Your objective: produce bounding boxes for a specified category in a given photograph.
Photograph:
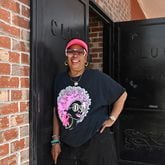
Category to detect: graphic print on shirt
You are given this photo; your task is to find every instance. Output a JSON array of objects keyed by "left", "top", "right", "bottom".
[{"left": 57, "top": 86, "right": 91, "bottom": 130}]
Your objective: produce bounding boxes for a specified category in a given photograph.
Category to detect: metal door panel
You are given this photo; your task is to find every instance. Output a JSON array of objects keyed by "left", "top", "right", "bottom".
[
  {"left": 115, "top": 18, "right": 165, "bottom": 165},
  {"left": 30, "top": 0, "right": 88, "bottom": 164}
]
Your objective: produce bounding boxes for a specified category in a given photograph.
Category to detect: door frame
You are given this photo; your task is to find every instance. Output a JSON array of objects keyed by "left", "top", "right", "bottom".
[
  {"left": 30, "top": 0, "right": 89, "bottom": 164},
  {"left": 89, "top": 0, "right": 114, "bottom": 75},
  {"left": 30, "top": 0, "right": 38, "bottom": 164}
]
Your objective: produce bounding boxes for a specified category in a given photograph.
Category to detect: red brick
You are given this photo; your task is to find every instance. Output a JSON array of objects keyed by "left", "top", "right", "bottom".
[
  {"left": 92, "top": 59, "right": 102, "bottom": 63},
  {"left": 0, "top": 63, "right": 10, "bottom": 74},
  {"left": 89, "top": 22, "right": 98, "bottom": 26},
  {"left": 11, "top": 90, "right": 22, "bottom": 100},
  {"left": 12, "top": 65, "right": 29, "bottom": 76},
  {"left": 11, "top": 65, "right": 21, "bottom": 76},
  {"left": 18, "top": 0, "right": 30, "bottom": 6},
  {"left": 1, "top": 129, "right": 18, "bottom": 142},
  {"left": 22, "top": 5, "right": 30, "bottom": 18},
  {"left": 0, "top": 144, "right": 9, "bottom": 157},
  {"left": 11, "top": 139, "right": 25, "bottom": 153},
  {"left": 22, "top": 66, "right": 29, "bottom": 76},
  {"left": 0, "top": 133, "right": 3, "bottom": 142},
  {"left": 20, "top": 149, "right": 29, "bottom": 162},
  {"left": 24, "top": 136, "right": 29, "bottom": 148},
  {"left": 90, "top": 48, "right": 102, "bottom": 52},
  {"left": 0, "top": 103, "right": 18, "bottom": 115},
  {"left": 11, "top": 114, "right": 28, "bottom": 126},
  {"left": 21, "top": 30, "right": 30, "bottom": 41},
  {"left": 12, "top": 39, "right": 29, "bottom": 52},
  {"left": 0, "top": 22, "right": 20, "bottom": 38},
  {"left": 20, "top": 78, "right": 29, "bottom": 88},
  {"left": 20, "top": 102, "right": 29, "bottom": 112},
  {"left": 91, "top": 27, "right": 103, "bottom": 32},
  {"left": 9, "top": 52, "right": 20, "bottom": 63},
  {"left": 0, "top": 8, "right": 10, "bottom": 23},
  {"left": 21, "top": 90, "right": 29, "bottom": 100},
  {"left": 89, "top": 33, "right": 98, "bottom": 38},
  {"left": 99, "top": 32, "right": 103, "bottom": 37},
  {"left": 99, "top": 53, "right": 103, "bottom": 57},
  {"left": 91, "top": 38, "right": 102, "bottom": 42},
  {"left": 99, "top": 42, "right": 103, "bottom": 47},
  {"left": 12, "top": 14, "right": 29, "bottom": 29},
  {"left": 0, "top": 155, "right": 17, "bottom": 165},
  {"left": 0, "top": 76, "right": 19, "bottom": 88},
  {"left": 20, "top": 125, "right": 29, "bottom": 137},
  {"left": 0, "top": 117, "right": 9, "bottom": 129},
  {"left": 21, "top": 53, "right": 29, "bottom": 64},
  {"left": 0, "top": 0, "right": 20, "bottom": 13},
  {"left": 0, "top": 36, "right": 11, "bottom": 49},
  {"left": 89, "top": 53, "right": 98, "bottom": 58},
  {"left": 0, "top": 90, "right": 9, "bottom": 102},
  {"left": 0, "top": 50, "right": 9, "bottom": 62}
]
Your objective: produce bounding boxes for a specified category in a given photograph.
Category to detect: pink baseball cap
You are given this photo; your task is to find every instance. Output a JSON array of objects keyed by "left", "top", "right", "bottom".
[{"left": 65, "top": 38, "right": 88, "bottom": 52}]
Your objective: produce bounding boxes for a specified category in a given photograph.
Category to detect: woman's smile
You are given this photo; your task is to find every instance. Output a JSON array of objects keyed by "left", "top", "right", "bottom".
[{"left": 71, "top": 58, "right": 80, "bottom": 64}]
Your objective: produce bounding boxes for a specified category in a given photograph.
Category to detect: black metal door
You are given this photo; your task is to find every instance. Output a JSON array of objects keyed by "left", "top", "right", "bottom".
[
  {"left": 115, "top": 18, "right": 165, "bottom": 165},
  {"left": 30, "top": 0, "right": 88, "bottom": 164}
]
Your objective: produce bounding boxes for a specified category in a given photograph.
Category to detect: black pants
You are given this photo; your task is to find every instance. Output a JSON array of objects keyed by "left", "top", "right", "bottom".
[{"left": 56, "top": 129, "right": 118, "bottom": 165}]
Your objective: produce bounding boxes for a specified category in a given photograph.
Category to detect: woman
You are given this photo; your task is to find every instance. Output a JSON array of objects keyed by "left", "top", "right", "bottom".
[{"left": 51, "top": 38, "right": 127, "bottom": 165}]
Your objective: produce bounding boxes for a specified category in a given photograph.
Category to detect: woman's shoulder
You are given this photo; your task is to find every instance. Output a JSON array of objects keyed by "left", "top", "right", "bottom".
[
  {"left": 87, "top": 69, "right": 110, "bottom": 78},
  {"left": 86, "top": 68, "right": 102, "bottom": 75}
]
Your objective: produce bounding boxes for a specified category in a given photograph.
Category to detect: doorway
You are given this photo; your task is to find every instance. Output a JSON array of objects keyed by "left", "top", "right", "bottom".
[
  {"left": 115, "top": 18, "right": 165, "bottom": 165},
  {"left": 31, "top": 1, "right": 165, "bottom": 165},
  {"left": 30, "top": 0, "right": 89, "bottom": 164},
  {"left": 89, "top": 2, "right": 114, "bottom": 75}
]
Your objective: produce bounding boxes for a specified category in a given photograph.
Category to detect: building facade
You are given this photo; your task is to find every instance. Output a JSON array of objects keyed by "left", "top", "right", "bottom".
[{"left": 0, "top": 0, "right": 145, "bottom": 164}]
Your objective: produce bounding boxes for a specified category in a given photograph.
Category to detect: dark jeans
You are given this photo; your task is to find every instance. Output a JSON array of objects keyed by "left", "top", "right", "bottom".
[{"left": 56, "top": 128, "right": 118, "bottom": 165}]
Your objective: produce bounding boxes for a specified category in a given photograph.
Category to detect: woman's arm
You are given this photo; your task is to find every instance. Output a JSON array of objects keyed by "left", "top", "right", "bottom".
[
  {"left": 52, "top": 108, "right": 60, "bottom": 137},
  {"left": 100, "top": 91, "right": 127, "bottom": 133},
  {"left": 51, "top": 107, "right": 61, "bottom": 164}
]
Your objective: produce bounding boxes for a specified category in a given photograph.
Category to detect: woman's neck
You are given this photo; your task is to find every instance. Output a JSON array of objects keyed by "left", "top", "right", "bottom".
[{"left": 69, "top": 68, "right": 85, "bottom": 77}]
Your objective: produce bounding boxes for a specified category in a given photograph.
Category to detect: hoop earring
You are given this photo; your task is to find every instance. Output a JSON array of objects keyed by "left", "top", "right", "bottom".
[
  {"left": 85, "top": 62, "right": 89, "bottom": 67},
  {"left": 64, "top": 60, "right": 68, "bottom": 66}
]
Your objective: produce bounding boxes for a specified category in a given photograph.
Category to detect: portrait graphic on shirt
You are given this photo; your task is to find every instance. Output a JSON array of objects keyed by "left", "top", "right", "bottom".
[{"left": 57, "top": 86, "right": 91, "bottom": 130}]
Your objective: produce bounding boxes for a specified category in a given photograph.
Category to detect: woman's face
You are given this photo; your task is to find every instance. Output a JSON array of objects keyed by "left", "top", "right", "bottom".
[{"left": 66, "top": 45, "right": 87, "bottom": 73}]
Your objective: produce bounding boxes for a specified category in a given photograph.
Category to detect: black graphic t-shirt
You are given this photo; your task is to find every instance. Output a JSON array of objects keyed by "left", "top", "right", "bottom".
[{"left": 54, "top": 69, "right": 125, "bottom": 147}]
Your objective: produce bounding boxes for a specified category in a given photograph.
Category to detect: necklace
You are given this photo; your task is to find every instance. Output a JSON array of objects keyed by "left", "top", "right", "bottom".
[{"left": 69, "top": 71, "right": 84, "bottom": 86}]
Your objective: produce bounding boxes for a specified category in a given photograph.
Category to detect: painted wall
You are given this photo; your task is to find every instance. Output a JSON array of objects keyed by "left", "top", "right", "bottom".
[
  {"left": 131, "top": 0, "right": 145, "bottom": 20},
  {"left": 138, "top": 0, "right": 165, "bottom": 18}
]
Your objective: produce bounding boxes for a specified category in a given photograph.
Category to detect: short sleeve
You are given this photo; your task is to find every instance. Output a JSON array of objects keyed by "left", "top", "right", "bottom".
[{"left": 100, "top": 71, "right": 126, "bottom": 105}]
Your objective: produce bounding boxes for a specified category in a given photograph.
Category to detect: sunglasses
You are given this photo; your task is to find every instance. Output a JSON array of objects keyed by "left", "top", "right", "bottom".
[{"left": 65, "top": 49, "right": 87, "bottom": 57}]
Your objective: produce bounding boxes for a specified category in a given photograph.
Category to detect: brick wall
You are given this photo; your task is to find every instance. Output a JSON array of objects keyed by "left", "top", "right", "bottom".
[
  {"left": 89, "top": 0, "right": 131, "bottom": 70},
  {"left": 94, "top": 0, "right": 131, "bottom": 22},
  {"left": 89, "top": 9, "right": 103, "bottom": 70},
  {"left": 0, "top": 0, "right": 30, "bottom": 164}
]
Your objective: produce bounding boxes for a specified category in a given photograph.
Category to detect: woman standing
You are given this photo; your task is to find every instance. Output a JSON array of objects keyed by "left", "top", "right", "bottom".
[{"left": 51, "top": 38, "right": 127, "bottom": 165}]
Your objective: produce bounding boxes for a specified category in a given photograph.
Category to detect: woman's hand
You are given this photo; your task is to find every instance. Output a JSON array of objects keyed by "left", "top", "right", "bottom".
[
  {"left": 100, "top": 92, "right": 127, "bottom": 134},
  {"left": 51, "top": 143, "right": 61, "bottom": 164},
  {"left": 100, "top": 119, "right": 115, "bottom": 133}
]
